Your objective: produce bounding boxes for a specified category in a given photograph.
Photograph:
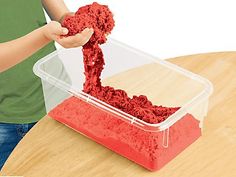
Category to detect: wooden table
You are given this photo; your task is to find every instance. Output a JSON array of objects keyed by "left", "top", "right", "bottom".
[{"left": 1, "top": 52, "right": 236, "bottom": 177}]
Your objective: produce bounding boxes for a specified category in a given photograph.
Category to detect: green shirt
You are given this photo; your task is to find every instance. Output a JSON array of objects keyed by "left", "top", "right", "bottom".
[{"left": 0, "top": 0, "right": 56, "bottom": 123}]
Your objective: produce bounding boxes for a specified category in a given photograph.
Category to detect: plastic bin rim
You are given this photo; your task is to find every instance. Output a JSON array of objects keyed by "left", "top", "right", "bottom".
[{"left": 33, "top": 38, "right": 213, "bottom": 132}]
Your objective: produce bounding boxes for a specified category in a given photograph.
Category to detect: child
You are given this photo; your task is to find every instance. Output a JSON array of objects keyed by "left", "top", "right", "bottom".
[{"left": 0, "top": 0, "right": 93, "bottom": 170}]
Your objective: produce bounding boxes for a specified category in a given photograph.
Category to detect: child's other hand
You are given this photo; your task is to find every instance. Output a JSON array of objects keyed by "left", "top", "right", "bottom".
[{"left": 42, "top": 21, "right": 94, "bottom": 48}]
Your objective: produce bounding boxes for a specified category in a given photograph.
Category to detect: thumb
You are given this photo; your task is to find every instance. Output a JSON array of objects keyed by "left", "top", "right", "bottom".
[
  {"left": 61, "top": 27, "right": 69, "bottom": 35},
  {"left": 54, "top": 27, "right": 68, "bottom": 36},
  {"left": 50, "top": 21, "right": 69, "bottom": 35}
]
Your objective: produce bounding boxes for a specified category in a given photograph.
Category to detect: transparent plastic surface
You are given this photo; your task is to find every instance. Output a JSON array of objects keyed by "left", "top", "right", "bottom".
[{"left": 33, "top": 38, "right": 213, "bottom": 171}]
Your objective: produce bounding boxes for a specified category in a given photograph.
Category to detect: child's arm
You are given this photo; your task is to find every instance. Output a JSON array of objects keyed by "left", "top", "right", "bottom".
[
  {"left": 0, "top": 21, "right": 93, "bottom": 73},
  {"left": 41, "top": 0, "right": 70, "bottom": 21}
]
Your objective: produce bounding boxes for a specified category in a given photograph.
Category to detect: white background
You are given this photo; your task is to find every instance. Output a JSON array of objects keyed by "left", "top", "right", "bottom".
[{"left": 46, "top": 0, "right": 236, "bottom": 59}]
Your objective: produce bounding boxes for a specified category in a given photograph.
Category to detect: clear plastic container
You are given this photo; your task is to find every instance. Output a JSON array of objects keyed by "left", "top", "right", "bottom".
[{"left": 33, "top": 38, "right": 213, "bottom": 171}]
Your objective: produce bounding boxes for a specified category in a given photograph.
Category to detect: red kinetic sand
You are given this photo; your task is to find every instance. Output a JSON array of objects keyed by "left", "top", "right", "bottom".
[
  {"left": 49, "top": 97, "right": 201, "bottom": 171},
  {"left": 61, "top": 2, "right": 179, "bottom": 123},
  {"left": 48, "top": 2, "right": 202, "bottom": 171}
]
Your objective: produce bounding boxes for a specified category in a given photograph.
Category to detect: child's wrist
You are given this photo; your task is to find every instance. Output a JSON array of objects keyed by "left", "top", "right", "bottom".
[{"left": 40, "top": 25, "right": 53, "bottom": 43}]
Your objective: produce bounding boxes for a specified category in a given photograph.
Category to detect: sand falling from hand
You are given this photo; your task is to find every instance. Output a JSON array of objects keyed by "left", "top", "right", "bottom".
[
  {"left": 61, "top": 2, "right": 180, "bottom": 124},
  {"left": 49, "top": 2, "right": 201, "bottom": 171}
]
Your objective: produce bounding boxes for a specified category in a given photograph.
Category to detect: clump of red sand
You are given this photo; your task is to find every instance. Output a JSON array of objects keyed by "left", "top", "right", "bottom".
[
  {"left": 61, "top": 2, "right": 179, "bottom": 124},
  {"left": 49, "top": 2, "right": 202, "bottom": 171}
]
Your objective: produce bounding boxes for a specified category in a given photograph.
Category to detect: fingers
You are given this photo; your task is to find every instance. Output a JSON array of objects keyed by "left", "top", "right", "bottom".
[
  {"left": 53, "top": 27, "right": 68, "bottom": 36},
  {"left": 76, "top": 28, "right": 94, "bottom": 44},
  {"left": 56, "top": 28, "right": 94, "bottom": 48},
  {"left": 53, "top": 24, "right": 69, "bottom": 36},
  {"left": 61, "top": 28, "right": 69, "bottom": 35},
  {"left": 47, "top": 21, "right": 68, "bottom": 37}
]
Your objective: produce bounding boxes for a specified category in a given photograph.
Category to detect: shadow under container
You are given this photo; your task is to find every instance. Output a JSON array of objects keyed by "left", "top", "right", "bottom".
[{"left": 33, "top": 39, "right": 213, "bottom": 171}]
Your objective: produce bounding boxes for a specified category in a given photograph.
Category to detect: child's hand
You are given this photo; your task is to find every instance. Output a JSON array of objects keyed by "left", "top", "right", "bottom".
[{"left": 42, "top": 21, "right": 94, "bottom": 48}]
